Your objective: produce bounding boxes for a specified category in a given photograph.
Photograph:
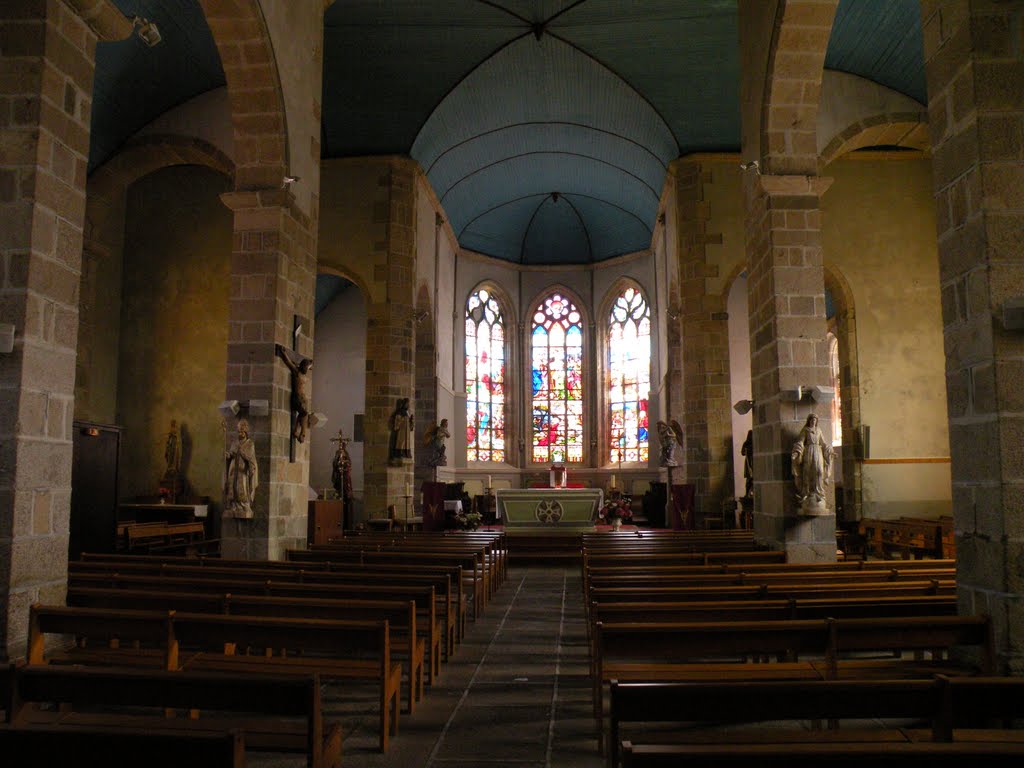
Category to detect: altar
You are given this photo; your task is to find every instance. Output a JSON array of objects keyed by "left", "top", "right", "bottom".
[{"left": 495, "top": 488, "right": 604, "bottom": 531}]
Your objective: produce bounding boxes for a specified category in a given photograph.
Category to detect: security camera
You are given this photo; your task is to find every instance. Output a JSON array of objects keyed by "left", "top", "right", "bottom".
[{"left": 739, "top": 160, "right": 760, "bottom": 172}]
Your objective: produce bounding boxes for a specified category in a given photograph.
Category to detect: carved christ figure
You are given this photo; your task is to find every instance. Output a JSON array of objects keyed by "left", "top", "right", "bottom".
[{"left": 276, "top": 343, "right": 314, "bottom": 443}]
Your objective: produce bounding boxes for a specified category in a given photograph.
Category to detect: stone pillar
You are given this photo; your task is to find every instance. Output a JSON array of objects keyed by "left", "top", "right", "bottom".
[
  {"left": 0, "top": 0, "right": 126, "bottom": 660},
  {"left": 363, "top": 162, "right": 417, "bottom": 519},
  {"left": 413, "top": 283, "right": 437, "bottom": 493},
  {"left": 744, "top": 172, "right": 836, "bottom": 563},
  {"left": 219, "top": 188, "right": 316, "bottom": 560},
  {"left": 920, "top": 0, "right": 1024, "bottom": 673},
  {"left": 676, "top": 160, "right": 732, "bottom": 521}
]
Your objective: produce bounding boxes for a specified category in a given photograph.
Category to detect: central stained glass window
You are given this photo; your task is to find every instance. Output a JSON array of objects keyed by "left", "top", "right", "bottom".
[
  {"left": 608, "top": 286, "right": 650, "bottom": 463},
  {"left": 465, "top": 288, "right": 505, "bottom": 462},
  {"left": 532, "top": 292, "right": 584, "bottom": 463}
]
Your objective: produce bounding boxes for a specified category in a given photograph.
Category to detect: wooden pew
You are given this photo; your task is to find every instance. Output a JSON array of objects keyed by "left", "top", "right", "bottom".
[
  {"left": 26, "top": 604, "right": 402, "bottom": 753},
  {"left": 592, "top": 614, "right": 994, "bottom": 749},
  {"left": 76, "top": 553, "right": 462, "bottom": 650},
  {"left": 69, "top": 567, "right": 451, "bottom": 668},
  {"left": 621, "top": 741, "right": 1024, "bottom": 768},
  {"left": 67, "top": 586, "right": 427, "bottom": 712},
  {"left": 0, "top": 725, "right": 247, "bottom": 768},
  {"left": 609, "top": 675, "right": 1024, "bottom": 768},
  {"left": 7, "top": 664, "right": 339, "bottom": 768},
  {"left": 582, "top": 550, "right": 787, "bottom": 569}
]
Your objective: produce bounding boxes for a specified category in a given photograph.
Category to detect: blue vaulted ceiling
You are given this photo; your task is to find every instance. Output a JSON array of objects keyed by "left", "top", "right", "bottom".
[{"left": 86, "top": 1, "right": 927, "bottom": 265}]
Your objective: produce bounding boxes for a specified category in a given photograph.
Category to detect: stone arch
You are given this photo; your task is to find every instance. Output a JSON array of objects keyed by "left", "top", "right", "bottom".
[
  {"left": 817, "top": 71, "right": 929, "bottom": 167},
  {"left": 198, "top": 0, "right": 289, "bottom": 191},
  {"left": 316, "top": 264, "right": 371, "bottom": 310},
  {"left": 823, "top": 263, "right": 862, "bottom": 522},
  {"left": 760, "top": 0, "right": 840, "bottom": 175},
  {"left": 77, "top": 135, "right": 235, "bottom": 423}
]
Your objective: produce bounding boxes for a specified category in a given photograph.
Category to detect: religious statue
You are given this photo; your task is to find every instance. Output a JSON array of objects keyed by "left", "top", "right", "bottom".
[
  {"left": 791, "top": 413, "right": 833, "bottom": 515},
  {"left": 275, "top": 343, "right": 314, "bottom": 443},
  {"left": 164, "top": 420, "right": 181, "bottom": 474},
  {"left": 740, "top": 429, "right": 754, "bottom": 498},
  {"left": 330, "top": 428, "right": 353, "bottom": 503},
  {"left": 388, "top": 398, "right": 414, "bottom": 462},
  {"left": 224, "top": 418, "right": 258, "bottom": 518},
  {"left": 159, "top": 419, "right": 183, "bottom": 503},
  {"left": 424, "top": 418, "right": 450, "bottom": 467},
  {"left": 656, "top": 419, "right": 683, "bottom": 467}
]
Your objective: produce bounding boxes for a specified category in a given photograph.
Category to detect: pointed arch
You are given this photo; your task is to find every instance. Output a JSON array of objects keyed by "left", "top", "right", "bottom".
[
  {"left": 600, "top": 278, "right": 652, "bottom": 466},
  {"left": 824, "top": 263, "right": 861, "bottom": 522},
  {"left": 526, "top": 285, "right": 589, "bottom": 465},
  {"left": 465, "top": 282, "right": 512, "bottom": 463}
]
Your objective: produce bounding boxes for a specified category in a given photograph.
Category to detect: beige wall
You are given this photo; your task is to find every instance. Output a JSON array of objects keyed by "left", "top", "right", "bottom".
[
  {"left": 116, "top": 166, "right": 231, "bottom": 508},
  {"left": 823, "top": 155, "right": 950, "bottom": 518}
]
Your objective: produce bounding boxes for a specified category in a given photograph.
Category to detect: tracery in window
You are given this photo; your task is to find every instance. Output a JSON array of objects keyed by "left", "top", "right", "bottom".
[
  {"left": 465, "top": 288, "right": 505, "bottom": 462},
  {"left": 607, "top": 286, "right": 650, "bottom": 463},
  {"left": 531, "top": 292, "right": 583, "bottom": 463}
]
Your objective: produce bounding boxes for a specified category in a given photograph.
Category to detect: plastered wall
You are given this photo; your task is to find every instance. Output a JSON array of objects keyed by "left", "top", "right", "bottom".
[
  {"left": 116, "top": 165, "right": 231, "bottom": 508},
  {"left": 309, "top": 283, "right": 366, "bottom": 520},
  {"left": 822, "top": 156, "right": 950, "bottom": 518}
]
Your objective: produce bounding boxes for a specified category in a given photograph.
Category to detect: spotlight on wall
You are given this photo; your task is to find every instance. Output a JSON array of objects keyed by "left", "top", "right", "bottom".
[
  {"left": 282, "top": 175, "right": 300, "bottom": 188},
  {"left": 739, "top": 160, "right": 760, "bottom": 173},
  {"left": 733, "top": 399, "right": 755, "bottom": 415},
  {"left": 132, "top": 16, "right": 162, "bottom": 47}
]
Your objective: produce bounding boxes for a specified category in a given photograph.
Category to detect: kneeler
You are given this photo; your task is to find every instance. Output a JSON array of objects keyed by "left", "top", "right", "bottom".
[
  {"left": 670, "top": 484, "right": 696, "bottom": 530},
  {"left": 421, "top": 481, "right": 446, "bottom": 531}
]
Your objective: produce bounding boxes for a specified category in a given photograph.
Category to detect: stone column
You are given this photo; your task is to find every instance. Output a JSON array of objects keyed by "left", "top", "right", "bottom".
[
  {"left": 363, "top": 162, "right": 417, "bottom": 519},
  {"left": 676, "top": 159, "right": 732, "bottom": 522},
  {"left": 413, "top": 283, "right": 437, "bottom": 492},
  {"left": 0, "top": 0, "right": 128, "bottom": 660},
  {"left": 219, "top": 188, "right": 316, "bottom": 560},
  {"left": 920, "top": 0, "right": 1024, "bottom": 673},
  {"left": 744, "top": 172, "right": 836, "bottom": 563}
]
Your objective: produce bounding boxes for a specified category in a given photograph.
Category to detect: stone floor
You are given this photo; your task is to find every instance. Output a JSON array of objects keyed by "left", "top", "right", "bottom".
[{"left": 256, "top": 564, "right": 603, "bottom": 768}]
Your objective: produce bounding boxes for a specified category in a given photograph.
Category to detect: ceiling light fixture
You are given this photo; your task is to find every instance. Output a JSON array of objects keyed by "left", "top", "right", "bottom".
[{"left": 132, "top": 16, "right": 162, "bottom": 47}]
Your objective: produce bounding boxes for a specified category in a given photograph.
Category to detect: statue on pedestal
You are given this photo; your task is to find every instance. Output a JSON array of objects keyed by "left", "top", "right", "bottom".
[
  {"left": 740, "top": 429, "right": 754, "bottom": 498},
  {"left": 656, "top": 419, "right": 683, "bottom": 467},
  {"left": 791, "top": 414, "right": 833, "bottom": 515},
  {"left": 388, "top": 398, "right": 414, "bottom": 463},
  {"left": 424, "top": 418, "right": 450, "bottom": 467},
  {"left": 224, "top": 418, "right": 258, "bottom": 518},
  {"left": 330, "top": 428, "right": 353, "bottom": 504}
]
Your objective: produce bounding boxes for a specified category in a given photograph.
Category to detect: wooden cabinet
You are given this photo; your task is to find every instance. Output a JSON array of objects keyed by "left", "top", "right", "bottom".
[
  {"left": 307, "top": 500, "right": 345, "bottom": 545},
  {"left": 70, "top": 421, "right": 121, "bottom": 560}
]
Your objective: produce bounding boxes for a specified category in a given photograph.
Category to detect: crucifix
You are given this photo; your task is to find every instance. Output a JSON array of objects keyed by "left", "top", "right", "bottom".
[{"left": 276, "top": 315, "right": 325, "bottom": 462}]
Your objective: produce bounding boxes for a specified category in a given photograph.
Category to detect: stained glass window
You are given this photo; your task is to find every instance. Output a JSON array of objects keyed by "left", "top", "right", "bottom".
[
  {"left": 531, "top": 292, "right": 584, "bottom": 463},
  {"left": 828, "top": 332, "right": 842, "bottom": 446},
  {"left": 607, "top": 286, "right": 650, "bottom": 464},
  {"left": 465, "top": 288, "right": 506, "bottom": 463}
]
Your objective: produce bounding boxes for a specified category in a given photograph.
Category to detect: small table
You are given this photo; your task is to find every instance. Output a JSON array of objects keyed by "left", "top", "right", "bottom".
[{"left": 366, "top": 517, "right": 394, "bottom": 532}]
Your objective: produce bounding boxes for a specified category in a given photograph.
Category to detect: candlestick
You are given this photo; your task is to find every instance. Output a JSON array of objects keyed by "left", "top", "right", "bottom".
[{"left": 404, "top": 483, "right": 411, "bottom": 497}]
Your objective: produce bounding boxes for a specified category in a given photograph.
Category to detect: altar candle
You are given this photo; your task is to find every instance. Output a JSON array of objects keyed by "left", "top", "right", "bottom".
[
  {"left": 405, "top": 483, "right": 411, "bottom": 497},
  {"left": 486, "top": 474, "right": 492, "bottom": 487},
  {"left": 610, "top": 474, "right": 616, "bottom": 489}
]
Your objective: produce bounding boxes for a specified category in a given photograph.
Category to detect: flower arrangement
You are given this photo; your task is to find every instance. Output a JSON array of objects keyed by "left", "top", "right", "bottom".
[
  {"left": 454, "top": 509, "right": 483, "bottom": 530},
  {"left": 158, "top": 486, "right": 171, "bottom": 504},
  {"left": 598, "top": 495, "right": 633, "bottom": 526}
]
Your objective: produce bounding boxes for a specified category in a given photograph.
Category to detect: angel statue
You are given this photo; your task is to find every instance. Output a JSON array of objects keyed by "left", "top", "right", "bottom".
[
  {"left": 657, "top": 419, "right": 683, "bottom": 467},
  {"left": 423, "top": 418, "right": 450, "bottom": 467}
]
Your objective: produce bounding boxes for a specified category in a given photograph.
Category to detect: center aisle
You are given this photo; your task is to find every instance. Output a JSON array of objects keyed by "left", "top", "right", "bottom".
[{"left": 331, "top": 565, "right": 603, "bottom": 768}]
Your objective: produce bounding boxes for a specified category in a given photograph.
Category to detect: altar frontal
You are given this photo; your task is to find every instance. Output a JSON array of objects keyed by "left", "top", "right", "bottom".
[{"left": 496, "top": 488, "right": 604, "bottom": 530}]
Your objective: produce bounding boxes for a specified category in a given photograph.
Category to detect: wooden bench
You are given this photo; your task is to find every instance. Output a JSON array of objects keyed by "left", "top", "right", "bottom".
[
  {"left": 621, "top": 741, "right": 1024, "bottom": 767},
  {"left": 67, "top": 586, "right": 427, "bottom": 712},
  {"left": 7, "top": 664, "right": 339, "bottom": 768},
  {"left": 0, "top": 724, "right": 246, "bottom": 768},
  {"left": 69, "top": 567, "right": 449, "bottom": 672},
  {"left": 859, "top": 516, "right": 955, "bottom": 560},
  {"left": 26, "top": 604, "right": 401, "bottom": 753},
  {"left": 592, "top": 614, "right": 994, "bottom": 749},
  {"left": 608, "top": 675, "right": 1024, "bottom": 768}
]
